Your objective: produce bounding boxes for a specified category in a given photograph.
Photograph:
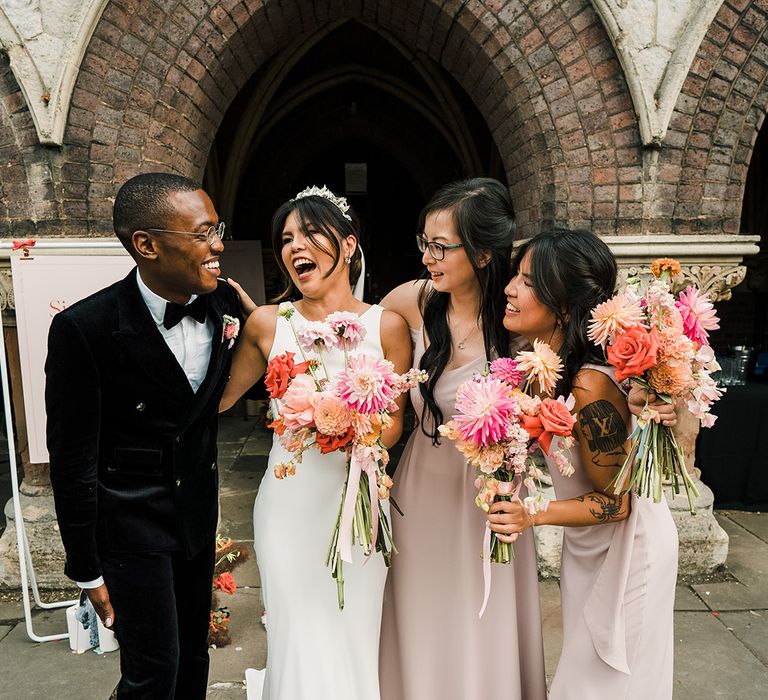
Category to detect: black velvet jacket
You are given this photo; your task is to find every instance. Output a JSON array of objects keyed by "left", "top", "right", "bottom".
[{"left": 45, "top": 269, "right": 241, "bottom": 582}]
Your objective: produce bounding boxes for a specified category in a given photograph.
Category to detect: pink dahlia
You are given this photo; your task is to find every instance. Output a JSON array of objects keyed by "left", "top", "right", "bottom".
[
  {"left": 489, "top": 357, "right": 523, "bottom": 386},
  {"left": 452, "top": 375, "right": 518, "bottom": 448},
  {"left": 335, "top": 355, "right": 398, "bottom": 414},
  {"left": 675, "top": 286, "right": 719, "bottom": 346},
  {"left": 326, "top": 311, "right": 366, "bottom": 350}
]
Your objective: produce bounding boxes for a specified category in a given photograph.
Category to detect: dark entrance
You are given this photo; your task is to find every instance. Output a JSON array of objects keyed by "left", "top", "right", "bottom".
[{"left": 205, "top": 20, "right": 507, "bottom": 301}]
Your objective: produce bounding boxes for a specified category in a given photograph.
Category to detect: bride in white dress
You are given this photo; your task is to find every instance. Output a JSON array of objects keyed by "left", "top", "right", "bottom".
[{"left": 220, "top": 186, "right": 411, "bottom": 699}]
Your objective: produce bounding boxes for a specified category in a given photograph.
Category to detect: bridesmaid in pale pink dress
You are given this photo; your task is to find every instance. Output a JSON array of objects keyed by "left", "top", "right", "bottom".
[
  {"left": 489, "top": 228, "right": 677, "bottom": 699},
  {"left": 379, "top": 179, "right": 547, "bottom": 700}
]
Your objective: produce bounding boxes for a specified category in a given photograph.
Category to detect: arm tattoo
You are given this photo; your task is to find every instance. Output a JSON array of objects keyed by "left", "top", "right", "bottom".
[
  {"left": 578, "top": 399, "right": 629, "bottom": 468},
  {"left": 575, "top": 493, "right": 626, "bottom": 523}
]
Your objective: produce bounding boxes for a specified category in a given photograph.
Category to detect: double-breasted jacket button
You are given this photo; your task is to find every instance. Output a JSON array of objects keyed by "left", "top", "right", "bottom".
[
  {"left": 175, "top": 479, "right": 182, "bottom": 487},
  {"left": 211, "top": 462, "right": 216, "bottom": 471},
  {"left": 135, "top": 402, "right": 146, "bottom": 412},
  {"left": 175, "top": 436, "right": 181, "bottom": 444}
]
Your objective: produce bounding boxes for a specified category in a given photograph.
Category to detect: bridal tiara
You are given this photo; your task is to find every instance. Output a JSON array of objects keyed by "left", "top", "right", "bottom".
[{"left": 293, "top": 185, "right": 352, "bottom": 221}]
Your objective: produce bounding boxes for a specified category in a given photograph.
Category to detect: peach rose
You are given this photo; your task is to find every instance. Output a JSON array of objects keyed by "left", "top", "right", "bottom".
[
  {"left": 607, "top": 326, "right": 660, "bottom": 382},
  {"left": 281, "top": 374, "right": 319, "bottom": 429},
  {"left": 539, "top": 398, "right": 576, "bottom": 437}
]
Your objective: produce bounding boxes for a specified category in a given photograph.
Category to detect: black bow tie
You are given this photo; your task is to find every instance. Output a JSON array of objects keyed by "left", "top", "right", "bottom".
[{"left": 163, "top": 295, "right": 209, "bottom": 329}]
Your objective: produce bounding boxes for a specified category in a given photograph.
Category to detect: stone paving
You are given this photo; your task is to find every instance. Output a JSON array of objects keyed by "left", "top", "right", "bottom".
[{"left": 0, "top": 415, "right": 766, "bottom": 699}]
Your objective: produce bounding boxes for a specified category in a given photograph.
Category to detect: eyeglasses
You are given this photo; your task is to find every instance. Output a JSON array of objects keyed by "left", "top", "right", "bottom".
[
  {"left": 416, "top": 234, "right": 464, "bottom": 260},
  {"left": 145, "top": 222, "right": 226, "bottom": 244}
]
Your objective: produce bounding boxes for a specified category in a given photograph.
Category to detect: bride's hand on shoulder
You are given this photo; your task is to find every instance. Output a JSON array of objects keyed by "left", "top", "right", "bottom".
[
  {"left": 219, "top": 305, "right": 278, "bottom": 413},
  {"left": 227, "top": 277, "right": 258, "bottom": 318}
]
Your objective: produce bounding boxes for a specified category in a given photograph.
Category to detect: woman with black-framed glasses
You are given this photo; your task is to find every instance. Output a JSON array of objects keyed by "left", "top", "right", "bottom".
[{"left": 378, "top": 178, "right": 548, "bottom": 700}]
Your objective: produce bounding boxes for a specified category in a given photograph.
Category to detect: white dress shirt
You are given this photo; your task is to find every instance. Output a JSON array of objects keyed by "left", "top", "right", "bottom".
[{"left": 78, "top": 272, "right": 215, "bottom": 590}]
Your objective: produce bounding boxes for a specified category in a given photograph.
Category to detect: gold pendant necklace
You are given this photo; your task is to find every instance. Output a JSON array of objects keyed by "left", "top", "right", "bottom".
[{"left": 454, "top": 321, "right": 478, "bottom": 351}]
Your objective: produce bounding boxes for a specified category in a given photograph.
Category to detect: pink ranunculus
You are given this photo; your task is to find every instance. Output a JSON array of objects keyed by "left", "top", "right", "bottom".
[
  {"left": 281, "top": 374, "right": 319, "bottom": 429},
  {"left": 313, "top": 393, "right": 352, "bottom": 436},
  {"left": 335, "top": 355, "right": 399, "bottom": 414},
  {"left": 489, "top": 357, "right": 523, "bottom": 386}
]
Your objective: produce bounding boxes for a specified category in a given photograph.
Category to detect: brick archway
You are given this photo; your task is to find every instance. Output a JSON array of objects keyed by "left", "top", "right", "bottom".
[
  {"left": 56, "top": 0, "right": 637, "bottom": 237},
  {"left": 661, "top": 1, "right": 768, "bottom": 235}
]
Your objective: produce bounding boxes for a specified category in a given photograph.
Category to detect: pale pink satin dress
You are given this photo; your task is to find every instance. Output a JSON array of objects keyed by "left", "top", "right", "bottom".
[
  {"left": 379, "top": 329, "right": 547, "bottom": 700},
  {"left": 545, "top": 364, "right": 677, "bottom": 699}
]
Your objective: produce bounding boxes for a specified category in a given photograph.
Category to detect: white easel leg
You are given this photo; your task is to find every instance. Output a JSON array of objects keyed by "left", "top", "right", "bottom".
[{"left": 0, "top": 308, "right": 71, "bottom": 641}]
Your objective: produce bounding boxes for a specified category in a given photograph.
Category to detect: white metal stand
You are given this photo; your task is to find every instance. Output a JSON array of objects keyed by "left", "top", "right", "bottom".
[{"left": 1, "top": 306, "right": 76, "bottom": 642}]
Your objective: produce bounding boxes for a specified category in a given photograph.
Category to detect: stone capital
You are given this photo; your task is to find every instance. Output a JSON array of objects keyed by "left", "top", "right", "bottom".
[{"left": 602, "top": 233, "right": 760, "bottom": 301}]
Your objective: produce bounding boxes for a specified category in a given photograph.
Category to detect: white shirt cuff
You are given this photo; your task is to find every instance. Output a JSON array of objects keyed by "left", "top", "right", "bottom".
[{"left": 76, "top": 576, "right": 104, "bottom": 589}]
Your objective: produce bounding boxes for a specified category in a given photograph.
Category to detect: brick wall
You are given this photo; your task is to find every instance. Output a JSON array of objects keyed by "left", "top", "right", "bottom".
[
  {"left": 0, "top": 0, "right": 765, "bottom": 240},
  {"left": 661, "top": 0, "right": 768, "bottom": 234}
]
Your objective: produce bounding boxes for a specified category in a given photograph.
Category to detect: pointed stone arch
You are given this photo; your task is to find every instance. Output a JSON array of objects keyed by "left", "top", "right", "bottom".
[{"left": 56, "top": 0, "right": 639, "bottom": 237}]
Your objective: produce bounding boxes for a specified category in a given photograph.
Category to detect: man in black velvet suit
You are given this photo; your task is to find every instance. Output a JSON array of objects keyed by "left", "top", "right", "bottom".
[{"left": 45, "top": 173, "right": 242, "bottom": 699}]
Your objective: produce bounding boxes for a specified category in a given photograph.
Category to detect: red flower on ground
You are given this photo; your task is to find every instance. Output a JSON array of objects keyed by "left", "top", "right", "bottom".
[{"left": 214, "top": 572, "right": 237, "bottom": 595}]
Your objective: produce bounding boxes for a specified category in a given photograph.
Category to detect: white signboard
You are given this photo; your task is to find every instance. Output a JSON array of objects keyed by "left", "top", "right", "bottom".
[{"left": 11, "top": 255, "right": 135, "bottom": 464}]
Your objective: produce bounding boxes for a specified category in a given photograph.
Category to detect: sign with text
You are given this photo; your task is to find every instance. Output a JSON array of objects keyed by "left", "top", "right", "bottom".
[{"left": 11, "top": 255, "right": 135, "bottom": 464}]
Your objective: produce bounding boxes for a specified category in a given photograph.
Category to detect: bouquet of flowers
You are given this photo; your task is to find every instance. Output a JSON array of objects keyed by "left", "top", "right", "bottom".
[
  {"left": 208, "top": 534, "right": 249, "bottom": 648},
  {"left": 264, "top": 304, "right": 427, "bottom": 609},
  {"left": 588, "top": 257, "right": 722, "bottom": 510},
  {"left": 439, "top": 341, "right": 576, "bottom": 616}
]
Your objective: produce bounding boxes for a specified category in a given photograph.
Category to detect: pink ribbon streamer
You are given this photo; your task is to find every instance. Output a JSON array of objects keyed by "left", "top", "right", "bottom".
[
  {"left": 478, "top": 479, "right": 520, "bottom": 619},
  {"left": 339, "top": 447, "right": 380, "bottom": 564}
]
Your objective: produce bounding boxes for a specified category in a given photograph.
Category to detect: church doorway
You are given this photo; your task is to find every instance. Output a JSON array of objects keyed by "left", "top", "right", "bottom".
[{"left": 204, "top": 20, "right": 507, "bottom": 302}]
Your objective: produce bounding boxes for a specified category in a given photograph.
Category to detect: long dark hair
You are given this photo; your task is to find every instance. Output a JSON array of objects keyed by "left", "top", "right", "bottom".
[
  {"left": 270, "top": 191, "right": 363, "bottom": 302},
  {"left": 512, "top": 228, "right": 617, "bottom": 396},
  {"left": 418, "top": 178, "right": 516, "bottom": 443}
]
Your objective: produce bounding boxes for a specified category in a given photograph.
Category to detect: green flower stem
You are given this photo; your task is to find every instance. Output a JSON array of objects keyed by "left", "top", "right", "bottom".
[
  {"left": 284, "top": 312, "right": 321, "bottom": 385},
  {"left": 316, "top": 342, "right": 331, "bottom": 380}
]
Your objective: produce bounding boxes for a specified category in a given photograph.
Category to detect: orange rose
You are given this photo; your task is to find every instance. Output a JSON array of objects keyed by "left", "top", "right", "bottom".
[
  {"left": 607, "top": 326, "right": 660, "bottom": 382},
  {"left": 315, "top": 426, "right": 355, "bottom": 454},
  {"left": 521, "top": 413, "right": 544, "bottom": 439},
  {"left": 539, "top": 398, "right": 576, "bottom": 437},
  {"left": 264, "top": 352, "right": 311, "bottom": 399},
  {"left": 213, "top": 572, "right": 236, "bottom": 595}
]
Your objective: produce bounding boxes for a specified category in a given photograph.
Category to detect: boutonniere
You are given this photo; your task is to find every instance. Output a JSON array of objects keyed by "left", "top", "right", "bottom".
[{"left": 222, "top": 315, "right": 240, "bottom": 349}]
